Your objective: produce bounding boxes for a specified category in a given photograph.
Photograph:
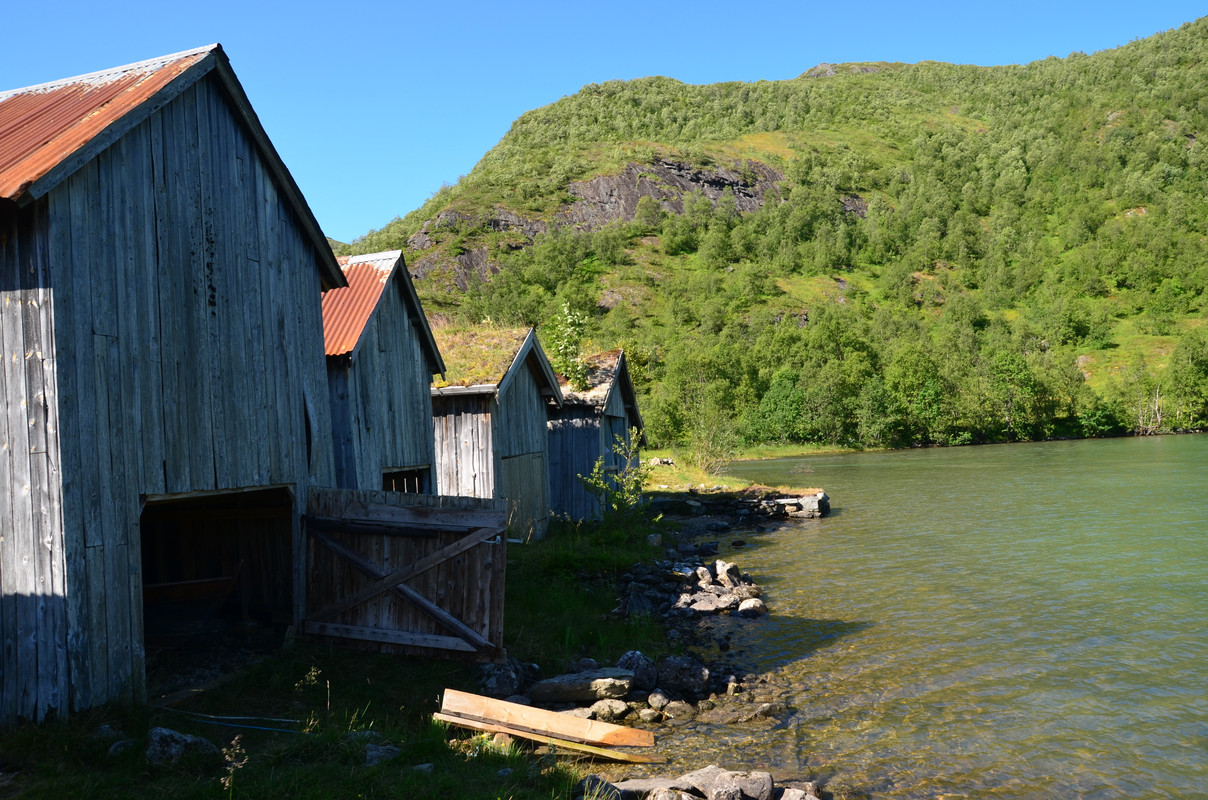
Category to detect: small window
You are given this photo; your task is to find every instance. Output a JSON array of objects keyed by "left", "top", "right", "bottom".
[{"left": 382, "top": 467, "right": 430, "bottom": 494}]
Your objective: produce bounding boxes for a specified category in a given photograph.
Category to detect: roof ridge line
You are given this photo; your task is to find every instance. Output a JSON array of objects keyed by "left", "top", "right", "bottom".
[{"left": 0, "top": 44, "right": 219, "bottom": 100}]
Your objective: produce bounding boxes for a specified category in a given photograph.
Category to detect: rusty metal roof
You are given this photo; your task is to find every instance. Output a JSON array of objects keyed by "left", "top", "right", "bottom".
[
  {"left": 0, "top": 45, "right": 214, "bottom": 201},
  {"left": 322, "top": 251, "right": 401, "bottom": 356},
  {"left": 0, "top": 45, "right": 346, "bottom": 291},
  {"left": 322, "top": 250, "right": 445, "bottom": 373}
]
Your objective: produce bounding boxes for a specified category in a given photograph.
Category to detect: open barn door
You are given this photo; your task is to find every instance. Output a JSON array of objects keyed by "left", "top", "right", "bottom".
[{"left": 303, "top": 489, "right": 508, "bottom": 660}]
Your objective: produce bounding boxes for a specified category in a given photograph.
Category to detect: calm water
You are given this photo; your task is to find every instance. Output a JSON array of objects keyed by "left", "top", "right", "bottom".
[{"left": 672, "top": 435, "right": 1208, "bottom": 798}]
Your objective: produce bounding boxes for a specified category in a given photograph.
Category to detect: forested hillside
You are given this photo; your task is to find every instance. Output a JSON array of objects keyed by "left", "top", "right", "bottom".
[{"left": 343, "top": 18, "right": 1208, "bottom": 463}]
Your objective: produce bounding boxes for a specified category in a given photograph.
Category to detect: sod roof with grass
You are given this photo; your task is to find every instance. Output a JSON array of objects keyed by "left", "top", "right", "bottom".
[{"left": 431, "top": 327, "right": 531, "bottom": 388}]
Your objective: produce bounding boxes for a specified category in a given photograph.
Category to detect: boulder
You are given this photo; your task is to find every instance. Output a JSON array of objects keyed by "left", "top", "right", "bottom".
[
  {"left": 589, "top": 699, "right": 630, "bottom": 722},
  {"left": 647, "top": 689, "right": 671, "bottom": 710},
  {"left": 713, "top": 559, "right": 743, "bottom": 588},
  {"left": 364, "top": 744, "right": 401, "bottom": 767},
  {"left": 528, "top": 668, "right": 633, "bottom": 704},
  {"left": 663, "top": 700, "right": 696, "bottom": 720},
  {"left": 616, "top": 650, "right": 658, "bottom": 691},
  {"left": 680, "top": 765, "right": 774, "bottom": 800},
  {"left": 616, "top": 776, "right": 696, "bottom": 794},
  {"left": 738, "top": 599, "right": 766, "bottom": 618},
  {"left": 145, "top": 727, "right": 219, "bottom": 765},
  {"left": 479, "top": 659, "right": 525, "bottom": 698},
  {"left": 658, "top": 655, "right": 710, "bottom": 697}
]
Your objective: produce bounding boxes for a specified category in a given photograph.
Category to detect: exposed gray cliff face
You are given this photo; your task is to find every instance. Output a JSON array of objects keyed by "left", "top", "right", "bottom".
[
  {"left": 558, "top": 159, "right": 784, "bottom": 229},
  {"left": 404, "top": 159, "right": 784, "bottom": 290}
]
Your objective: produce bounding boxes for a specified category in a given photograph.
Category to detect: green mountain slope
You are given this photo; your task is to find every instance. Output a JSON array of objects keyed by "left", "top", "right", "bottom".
[{"left": 344, "top": 19, "right": 1208, "bottom": 459}]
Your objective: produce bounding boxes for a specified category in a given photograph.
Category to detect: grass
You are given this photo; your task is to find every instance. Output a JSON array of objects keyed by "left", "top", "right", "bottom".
[
  {"left": 0, "top": 516, "right": 675, "bottom": 800},
  {"left": 643, "top": 443, "right": 847, "bottom": 494},
  {"left": 0, "top": 644, "right": 582, "bottom": 800}
]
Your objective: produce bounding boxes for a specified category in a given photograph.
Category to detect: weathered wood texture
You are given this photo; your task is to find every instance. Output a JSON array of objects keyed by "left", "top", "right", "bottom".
[
  {"left": 328, "top": 278, "right": 435, "bottom": 492},
  {"left": 547, "top": 408, "right": 604, "bottom": 522},
  {"left": 548, "top": 383, "right": 640, "bottom": 522},
  {"left": 432, "top": 363, "right": 552, "bottom": 539},
  {"left": 439, "top": 688, "right": 655, "bottom": 747},
  {"left": 304, "top": 488, "right": 507, "bottom": 659},
  {"left": 432, "top": 394, "right": 496, "bottom": 499},
  {"left": 1, "top": 73, "right": 334, "bottom": 725}
]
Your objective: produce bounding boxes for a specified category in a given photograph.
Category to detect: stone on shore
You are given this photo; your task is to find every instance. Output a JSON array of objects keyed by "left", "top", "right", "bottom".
[
  {"left": 616, "top": 650, "right": 658, "bottom": 691},
  {"left": 663, "top": 699, "right": 696, "bottom": 720},
  {"left": 738, "top": 598, "right": 766, "bottom": 618},
  {"left": 680, "top": 764, "right": 775, "bottom": 800},
  {"left": 658, "top": 655, "right": 710, "bottom": 697},
  {"left": 589, "top": 698, "right": 630, "bottom": 722},
  {"left": 145, "top": 727, "right": 219, "bottom": 765},
  {"left": 527, "top": 668, "right": 633, "bottom": 704}
]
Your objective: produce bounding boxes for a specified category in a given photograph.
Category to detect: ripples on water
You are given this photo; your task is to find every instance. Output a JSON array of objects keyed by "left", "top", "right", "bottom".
[{"left": 664, "top": 436, "right": 1208, "bottom": 799}]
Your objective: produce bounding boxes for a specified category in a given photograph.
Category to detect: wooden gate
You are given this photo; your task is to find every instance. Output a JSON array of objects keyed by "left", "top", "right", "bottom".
[{"left": 304, "top": 488, "right": 508, "bottom": 659}]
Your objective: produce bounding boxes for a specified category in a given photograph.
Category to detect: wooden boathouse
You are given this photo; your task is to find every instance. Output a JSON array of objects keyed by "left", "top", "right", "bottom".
[
  {"left": 548, "top": 350, "right": 646, "bottom": 521},
  {"left": 0, "top": 46, "right": 345, "bottom": 724},
  {"left": 322, "top": 250, "right": 445, "bottom": 493},
  {"left": 430, "top": 328, "right": 563, "bottom": 540}
]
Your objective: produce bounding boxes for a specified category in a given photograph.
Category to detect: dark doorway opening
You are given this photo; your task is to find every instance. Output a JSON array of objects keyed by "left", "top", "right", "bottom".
[{"left": 140, "top": 487, "right": 294, "bottom": 697}]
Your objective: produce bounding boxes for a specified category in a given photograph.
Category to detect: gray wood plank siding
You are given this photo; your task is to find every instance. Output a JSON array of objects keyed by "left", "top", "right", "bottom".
[
  {"left": 328, "top": 279, "right": 435, "bottom": 491},
  {"left": 1, "top": 73, "right": 334, "bottom": 724},
  {"left": 547, "top": 407, "right": 602, "bottom": 522},
  {"left": 547, "top": 381, "right": 639, "bottom": 522},
  {"left": 432, "top": 394, "right": 495, "bottom": 500},
  {"left": 432, "top": 361, "right": 552, "bottom": 539}
]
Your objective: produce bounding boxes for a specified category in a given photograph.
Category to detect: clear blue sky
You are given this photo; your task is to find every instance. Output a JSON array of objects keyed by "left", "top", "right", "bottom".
[{"left": 2, "top": 1, "right": 1203, "bottom": 243}]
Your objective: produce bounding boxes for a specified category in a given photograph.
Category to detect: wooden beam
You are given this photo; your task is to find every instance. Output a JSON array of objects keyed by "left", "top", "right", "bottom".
[
  {"left": 304, "top": 622, "right": 476, "bottom": 652},
  {"left": 441, "top": 689, "right": 654, "bottom": 748},
  {"left": 305, "top": 516, "right": 441, "bottom": 539},
  {"left": 309, "top": 526, "right": 502, "bottom": 623},
  {"left": 433, "top": 713, "right": 665, "bottom": 764}
]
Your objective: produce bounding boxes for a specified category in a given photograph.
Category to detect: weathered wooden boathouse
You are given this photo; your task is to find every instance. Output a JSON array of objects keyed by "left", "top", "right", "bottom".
[
  {"left": 548, "top": 350, "right": 646, "bottom": 521},
  {"left": 322, "top": 250, "right": 445, "bottom": 493},
  {"left": 430, "top": 328, "right": 563, "bottom": 539},
  {"left": 0, "top": 46, "right": 346, "bottom": 724}
]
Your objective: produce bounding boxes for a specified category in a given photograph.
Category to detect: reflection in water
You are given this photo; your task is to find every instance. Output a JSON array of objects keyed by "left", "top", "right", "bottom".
[{"left": 655, "top": 436, "right": 1208, "bottom": 798}]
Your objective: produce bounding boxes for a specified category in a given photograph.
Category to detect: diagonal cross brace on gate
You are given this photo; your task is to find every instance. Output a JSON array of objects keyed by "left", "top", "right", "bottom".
[{"left": 306, "top": 526, "right": 499, "bottom": 651}]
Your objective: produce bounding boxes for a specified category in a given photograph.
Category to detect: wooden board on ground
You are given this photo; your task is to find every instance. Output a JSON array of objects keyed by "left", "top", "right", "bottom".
[
  {"left": 440, "top": 688, "right": 654, "bottom": 747},
  {"left": 433, "top": 712, "right": 666, "bottom": 765}
]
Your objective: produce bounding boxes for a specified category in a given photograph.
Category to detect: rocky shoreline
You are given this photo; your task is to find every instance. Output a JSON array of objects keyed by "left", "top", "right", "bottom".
[{"left": 477, "top": 489, "right": 831, "bottom": 800}]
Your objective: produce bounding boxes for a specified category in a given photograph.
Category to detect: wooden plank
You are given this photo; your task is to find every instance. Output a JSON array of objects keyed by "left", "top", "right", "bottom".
[
  {"left": 0, "top": 213, "right": 30, "bottom": 722},
  {"left": 23, "top": 200, "right": 68, "bottom": 721},
  {"left": 304, "top": 516, "right": 441, "bottom": 539},
  {"left": 308, "top": 530, "right": 490, "bottom": 650},
  {"left": 45, "top": 186, "right": 93, "bottom": 714},
  {"left": 433, "top": 712, "right": 665, "bottom": 764},
  {"left": 344, "top": 500, "right": 507, "bottom": 531},
  {"left": 441, "top": 689, "right": 654, "bottom": 747},
  {"left": 309, "top": 525, "right": 501, "bottom": 623},
  {"left": 303, "top": 622, "right": 476, "bottom": 653}
]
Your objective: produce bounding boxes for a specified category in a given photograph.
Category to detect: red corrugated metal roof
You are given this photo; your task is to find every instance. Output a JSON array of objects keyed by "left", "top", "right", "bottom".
[
  {"left": 0, "top": 46, "right": 213, "bottom": 201},
  {"left": 322, "top": 250, "right": 401, "bottom": 357}
]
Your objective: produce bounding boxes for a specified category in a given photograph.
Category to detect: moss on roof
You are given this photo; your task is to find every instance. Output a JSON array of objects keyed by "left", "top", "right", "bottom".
[
  {"left": 559, "top": 349, "right": 622, "bottom": 405},
  {"left": 431, "top": 326, "right": 530, "bottom": 388}
]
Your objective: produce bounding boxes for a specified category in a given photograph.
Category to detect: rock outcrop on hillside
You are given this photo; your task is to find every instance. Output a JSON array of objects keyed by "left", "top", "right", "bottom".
[
  {"left": 558, "top": 159, "right": 783, "bottom": 229},
  {"left": 403, "top": 159, "right": 784, "bottom": 290}
]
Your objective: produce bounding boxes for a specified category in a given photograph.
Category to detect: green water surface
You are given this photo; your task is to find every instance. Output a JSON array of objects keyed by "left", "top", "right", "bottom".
[{"left": 683, "top": 435, "right": 1208, "bottom": 798}]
